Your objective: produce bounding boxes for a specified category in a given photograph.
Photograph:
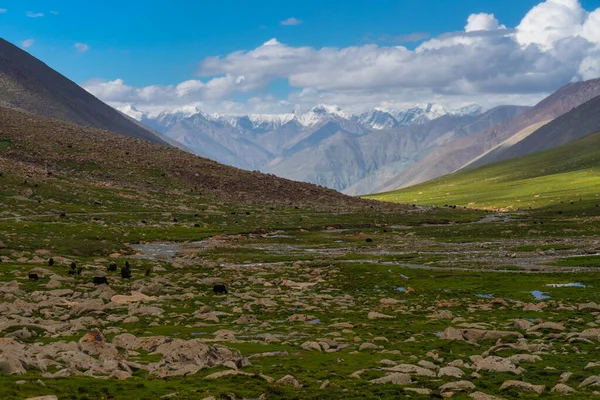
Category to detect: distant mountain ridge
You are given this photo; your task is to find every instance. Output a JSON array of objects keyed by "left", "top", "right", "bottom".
[
  {"left": 114, "top": 102, "right": 489, "bottom": 191},
  {"left": 0, "top": 38, "right": 168, "bottom": 145}
]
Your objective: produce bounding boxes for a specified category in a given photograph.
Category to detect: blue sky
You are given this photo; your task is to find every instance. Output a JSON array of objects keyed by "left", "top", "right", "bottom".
[{"left": 1, "top": 0, "right": 599, "bottom": 114}]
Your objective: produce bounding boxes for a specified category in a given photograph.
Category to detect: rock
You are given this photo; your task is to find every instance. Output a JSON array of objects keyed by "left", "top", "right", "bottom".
[
  {"left": 45, "top": 277, "right": 62, "bottom": 289},
  {"left": 508, "top": 354, "right": 541, "bottom": 364},
  {"left": 367, "top": 311, "right": 394, "bottom": 320},
  {"left": 111, "top": 291, "right": 156, "bottom": 305},
  {"left": 404, "top": 388, "right": 432, "bottom": 395},
  {"left": 579, "top": 375, "right": 600, "bottom": 388},
  {"left": 469, "top": 392, "right": 504, "bottom": 400},
  {"left": 234, "top": 315, "right": 258, "bottom": 325},
  {"left": 386, "top": 364, "right": 436, "bottom": 377},
  {"left": 500, "top": 380, "right": 545, "bottom": 393},
  {"left": 439, "top": 366, "right": 464, "bottom": 378},
  {"left": 430, "top": 310, "right": 454, "bottom": 319},
  {"left": 441, "top": 327, "right": 521, "bottom": 343},
  {"left": 301, "top": 341, "right": 322, "bottom": 351},
  {"left": 78, "top": 329, "right": 118, "bottom": 359},
  {"left": 370, "top": 373, "right": 412, "bottom": 385},
  {"left": 0, "top": 357, "right": 26, "bottom": 375},
  {"left": 25, "top": 397, "right": 58, "bottom": 400},
  {"left": 110, "top": 370, "right": 132, "bottom": 380},
  {"left": 359, "top": 343, "right": 378, "bottom": 351},
  {"left": 319, "top": 380, "right": 330, "bottom": 389},
  {"left": 551, "top": 383, "right": 576, "bottom": 394},
  {"left": 439, "top": 380, "right": 476, "bottom": 393},
  {"left": 204, "top": 370, "right": 254, "bottom": 379},
  {"left": 560, "top": 372, "right": 573, "bottom": 383},
  {"left": 277, "top": 375, "right": 302, "bottom": 388},
  {"left": 528, "top": 322, "right": 565, "bottom": 332},
  {"left": 514, "top": 319, "right": 533, "bottom": 330},
  {"left": 71, "top": 299, "right": 106, "bottom": 316},
  {"left": 471, "top": 356, "right": 523, "bottom": 375},
  {"left": 579, "top": 329, "right": 600, "bottom": 341}
]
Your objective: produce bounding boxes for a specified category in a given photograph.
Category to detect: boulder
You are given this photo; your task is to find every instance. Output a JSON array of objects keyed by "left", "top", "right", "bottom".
[
  {"left": 370, "top": 373, "right": 412, "bottom": 385},
  {"left": 500, "top": 380, "right": 545, "bottom": 393},
  {"left": 277, "top": 375, "right": 302, "bottom": 388},
  {"left": 439, "top": 380, "right": 476, "bottom": 393}
]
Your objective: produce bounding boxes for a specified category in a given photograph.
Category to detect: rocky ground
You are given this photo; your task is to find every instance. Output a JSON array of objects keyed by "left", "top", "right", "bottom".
[{"left": 2, "top": 212, "right": 600, "bottom": 399}]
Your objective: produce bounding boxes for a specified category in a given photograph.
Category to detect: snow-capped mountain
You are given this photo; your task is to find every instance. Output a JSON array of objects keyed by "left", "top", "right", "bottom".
[
  {"left": 111, "top": 101, "right": 498, "bottom": 193},
  {"left": 117, "top": 104, "right": 145, "bottom": 121},
  {"left": 450, "top": 104, "right": 485, "bottom": 117},
  {"left": 386, "top": 103, "right": 449, "bottom": 125},
  {"left": 358, "top": 108, "right": 399, "bottom": 130},
  {"left": 118, "top": 102, "right": 485, "bottom": 133},
  {"left": 295, "top": 104, "right": 350, "bottom": 127}
]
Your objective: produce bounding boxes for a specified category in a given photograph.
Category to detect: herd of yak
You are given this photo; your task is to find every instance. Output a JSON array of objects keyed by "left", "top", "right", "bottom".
[{"left": 24, "top": 258, "right": 229, "bottom": 294}]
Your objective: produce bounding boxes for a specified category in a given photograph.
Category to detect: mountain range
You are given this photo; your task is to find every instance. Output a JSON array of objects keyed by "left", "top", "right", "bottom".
[
  {"left": 3, "top": 36, "right": 600, "bottom": 199},
  {"left": 115, "top": 77, "right": 600, "bottom": 195},
  {"left": 118, "top": 102, "right": 490, "bottom": 193}
]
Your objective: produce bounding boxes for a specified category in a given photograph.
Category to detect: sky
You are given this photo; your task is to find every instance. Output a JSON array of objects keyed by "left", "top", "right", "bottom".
[{"left": 1, "top": 0, "right": 600, "bottom": 115}]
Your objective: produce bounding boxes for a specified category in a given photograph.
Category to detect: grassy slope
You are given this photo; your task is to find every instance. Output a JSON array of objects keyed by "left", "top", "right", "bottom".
[{"left": 366, "top": 130, "right": 600, "bottom": 211}]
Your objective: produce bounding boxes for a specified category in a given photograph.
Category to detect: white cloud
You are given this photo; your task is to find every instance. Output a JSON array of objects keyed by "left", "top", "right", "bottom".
[
  {"left": 0, "top": 9, "right": 7, "bottom": 14},
  {"left": 21, "top": 39, "right": 34, "bottom": 49},
  {"left": 74, "top": 43, "right": 90, "bottom": 53},
  {"left": 86, "top": 0, "right": 600, "bottom": 115},
  {"left": 281, "top": 17, "right": 302, "bottom": 26},
  {"left": 26, "top": 11, "right": 44, "bottom": 18},
  {"left": 50, "top": 11, "right": 59, "bottom": 15},
  {"left": 516, "top": 0, "right": 586, "bottom": 48},
  {"left": 465, "top": 13, "right": 505, "bottom": 32}
]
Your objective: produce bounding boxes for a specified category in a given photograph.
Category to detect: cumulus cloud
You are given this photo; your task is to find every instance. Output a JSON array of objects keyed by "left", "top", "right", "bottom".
[
  {"left": 21, "top": 39, "right": 34, "bottom": 49},
  {"left": 465, "top": 13, "right": 506, "bottom": 32},
  {"left": 26, "top": 11, "right": 44, "bottom": 18},
  {"left": 281, "top": 17, "right": 302, "bottom": 26},
  {"left": 516, "top": 0, "right": 586, "bottom": 48},
  {"left": 86, "top": 0, "right": 600, "bottom": 115},
  {"left": 74, "top": 43, "right": 90, "bottom": 53}
]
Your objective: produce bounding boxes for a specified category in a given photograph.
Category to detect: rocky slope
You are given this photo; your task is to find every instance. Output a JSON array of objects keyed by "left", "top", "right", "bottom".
[
  {"left": 0, "top": 38, "right": 167, "bottom": 145},
  {"left": 0, "top": 106, "right": 394, "bottom": 211}
]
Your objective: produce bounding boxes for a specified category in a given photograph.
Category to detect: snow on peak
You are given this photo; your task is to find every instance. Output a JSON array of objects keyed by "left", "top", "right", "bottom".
[
  {"left": 358, "top": 109, "right": 398, "bottom": 130},
  {"left": 295, "top": 104, "right": 350, "bottom": 126},
  {"left": 117, "top": 104, "right": 145, "bottom": 121},
  {"left": 450, "top": 104, "right": 485, "bottom": 117}
]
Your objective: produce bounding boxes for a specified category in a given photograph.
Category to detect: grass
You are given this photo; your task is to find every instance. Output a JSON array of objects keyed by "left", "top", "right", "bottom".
[
  {"left": 365, "top": 131, "right": 600, "bottom": 211},
  {"left": 3, "top": 110, "right": 600, "bottom": 398}
]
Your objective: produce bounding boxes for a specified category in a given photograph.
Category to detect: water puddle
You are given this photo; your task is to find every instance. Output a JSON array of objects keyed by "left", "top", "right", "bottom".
[
  {"left": 130, "top": 242, "right": 184, "bottom": 261},
  {"left": 546, "top": 282, "right": 586, "bottom": 288},
  {"left": 395, "top": 287, "right": 407, "bottom": 292},
  {"left": 476, "top": 293, "right": 494, "bottom": 299},
  {"left": 530, "top": 290, "right": 551, "bottom": 300}
]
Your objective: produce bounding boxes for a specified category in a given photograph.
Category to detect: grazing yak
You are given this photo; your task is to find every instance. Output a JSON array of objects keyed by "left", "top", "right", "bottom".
[
  {"left": 107, "top": 263, "right": 117, "bottom": 272},
  {"left": 121, "top": 266, "right": 132, "bottom": 279},
  {"left": 213, "top": 284, "right": 228, "bottom": 294},
  {"left": 93, "top": 277, "right": 109, "bottom": 285},
  {"left": 48, "top": 258, "right": 54, "bottom": 266},
  {"left": 28, "top": 273, "right": 39, "bottom": 281}
]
